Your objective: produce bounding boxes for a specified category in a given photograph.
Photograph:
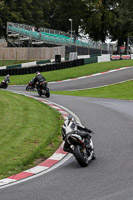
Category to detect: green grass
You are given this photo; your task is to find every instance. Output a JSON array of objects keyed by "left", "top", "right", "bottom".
[
  {"left": 0, "top": 90, "right": 63, "bottom": 179},
  {"left": 0, "top": 60, "right": 34, "bottom": 67},
  {"left": 0, "top": 59, "right": 133, "bottom": 179},
  {"left": 0, "top": 60, "right": 133, "bottom": 85},
  {"left": 51, "top": 80, "right": 133, "bottom": 100}
]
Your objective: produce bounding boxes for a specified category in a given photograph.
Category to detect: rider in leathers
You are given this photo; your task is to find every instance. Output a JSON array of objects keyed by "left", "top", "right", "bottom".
[
  {"left": 4, "top": 74, "right": 10, "bottom": 83},
  {"left": 62, "top": 116, "right": 94, "bottom": 154},
  {"left": 33, "top": 72, "right": 46, "bottom": 85}
]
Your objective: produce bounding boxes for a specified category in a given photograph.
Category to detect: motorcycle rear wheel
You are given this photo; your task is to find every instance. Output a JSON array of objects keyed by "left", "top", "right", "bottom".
[
  {"left": 45, "top": 88, "right": 50, "bottom": 98},
  {"left": 74, "top": 145, "right": 89, "bottom": 167}
]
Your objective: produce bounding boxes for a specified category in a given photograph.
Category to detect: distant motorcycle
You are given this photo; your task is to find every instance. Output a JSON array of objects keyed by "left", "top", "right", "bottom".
[
  {"left": 26, "top": 82, "right": 35, "bottom": 91},
  {"left": 26, "top": 77, "right": 36, "bottom": 91},
  {"left": 65, "top": 131, "right": 95, "bottom": 167},
  {"left": 0, "top": 79, "right": 9, "bottom": 89},
  {"left": 36, "top": 81, "right": 50, "bottom": 98}
]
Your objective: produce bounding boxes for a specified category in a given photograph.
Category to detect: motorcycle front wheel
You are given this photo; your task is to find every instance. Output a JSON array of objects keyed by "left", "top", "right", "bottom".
[
  {"left": 74, "top": 145, "right": 89, "bottom": 167},
  {"left": 37, "top": 88, "right": 42, "bottom": 96},
  {"left": 3, "top": 84, "right": 8, "bottom": 89},
  {"left": 26, "top": 85, "right": 30, "bottom": 91}
]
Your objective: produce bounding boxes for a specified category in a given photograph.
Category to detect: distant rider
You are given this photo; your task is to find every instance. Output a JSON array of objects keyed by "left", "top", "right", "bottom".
[
  {"left": 62, "top": 115, "right": 94, "bottom": 154},
  {"left": 4, "top": 74, "right": 10, "bottom": 83}
]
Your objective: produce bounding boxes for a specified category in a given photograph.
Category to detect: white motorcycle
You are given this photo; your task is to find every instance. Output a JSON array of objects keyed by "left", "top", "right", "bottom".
[{"left": 66, "top": 131, "right": 95, "bottom": 167}]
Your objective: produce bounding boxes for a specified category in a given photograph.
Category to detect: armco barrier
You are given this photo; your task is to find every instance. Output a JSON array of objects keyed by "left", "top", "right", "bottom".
[{"left": 0, "top": 59, "right": 84, "bottom": 76}]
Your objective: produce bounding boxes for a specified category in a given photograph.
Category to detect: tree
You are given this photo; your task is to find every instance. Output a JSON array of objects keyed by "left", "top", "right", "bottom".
[
  {"left": 108, "top": 0, "right": 133, "bottom": 52},
  {"left": 81, "top": 0, "right": 121, "bottom": 42},
  {"left": 48, "top": 0, "right": 88, "bottom": 36},
  {"left": 0, "top": 0, "right": 51, "bottom": 38}
]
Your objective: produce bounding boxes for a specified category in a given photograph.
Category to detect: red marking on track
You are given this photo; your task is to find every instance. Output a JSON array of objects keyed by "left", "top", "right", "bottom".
[
  {"left": 55, "top": 147, "right": 67, "bottom": 154},
  {"left": 9, "top": 172, "right": 34, "bottom": 180},
  {"left": 39, "top": 159, "right": 58, "bottom": 167},
  {"left": 86, "top": 75, "right": 93, "bottom": 77},
  {"left": 101, "top": 71, "right": 109, "bottom": 73}
]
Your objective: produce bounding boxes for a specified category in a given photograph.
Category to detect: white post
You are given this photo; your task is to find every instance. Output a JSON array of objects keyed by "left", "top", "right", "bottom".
[{"left": 69, "top": 19, "right": 73, "bottom": 42}]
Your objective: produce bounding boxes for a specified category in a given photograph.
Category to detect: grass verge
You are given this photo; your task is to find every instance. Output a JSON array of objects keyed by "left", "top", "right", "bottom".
[
  {"left": 0, "top": 60, "right": 133, "bottom": 85},
  {"left": 51, "top": 80, "right": 133, "bottom": 100},
  {"left": 0, "top": 60, "right": 34, "bottom": 67},
  {"left": 0, "top": 90, "right": 63, "bottom": 179}
]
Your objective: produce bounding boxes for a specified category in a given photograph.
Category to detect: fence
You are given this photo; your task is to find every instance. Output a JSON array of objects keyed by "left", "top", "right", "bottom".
[{"left": 0, "top": 46, "right": 65, "bottom": 60}]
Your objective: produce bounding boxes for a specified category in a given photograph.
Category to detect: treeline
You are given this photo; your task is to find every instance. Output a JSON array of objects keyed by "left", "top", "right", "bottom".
[{"left": 0, "top": 0, "right": 133, "bottom": 47}]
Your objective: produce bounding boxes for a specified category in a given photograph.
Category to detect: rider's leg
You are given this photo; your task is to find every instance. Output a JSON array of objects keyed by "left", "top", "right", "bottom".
[{"left": 63, "top": 141, "right": 73, "bottom": 154}]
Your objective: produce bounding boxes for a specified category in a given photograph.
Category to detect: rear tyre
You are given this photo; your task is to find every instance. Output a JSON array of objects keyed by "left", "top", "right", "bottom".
[
  {"left": 45, "top": 88, "right": 50, "bottom": 98},
  {"left": 92, "top": 152, "right": 96, "bottom": 160},
  {"left": 74, "top": 145, "right": 88, "bottom": 167}
]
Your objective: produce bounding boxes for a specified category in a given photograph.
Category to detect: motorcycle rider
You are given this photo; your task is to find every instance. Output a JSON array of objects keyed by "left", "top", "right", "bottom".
[
  {"left": 33, "top": 72, "right": 47, "bottom": 91},
  {"left": 62, "top": 115, "right": 94, "bottom": 154},
  {"left": 33, "top": 72, "right": 46, "bottom": 85},
  {"left": 4, "top": 74, "right": 10, "bottom": 83}
]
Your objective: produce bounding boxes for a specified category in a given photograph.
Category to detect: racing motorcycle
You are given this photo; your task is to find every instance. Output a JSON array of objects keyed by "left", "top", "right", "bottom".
[
  {"left": 0, "top": 79, "right": 9, "bottom": 89},
  {"left": 26, "top": 77, "right": 36, "bottom": 91},
  {"left": 26, "top": 82, "right": 35, "bottom": 91},
  {"left": 65, "top": 131, "right": 95, "bottom": 167},
  {"left": 36, "top": 81, "right": 50, "bottom": 98}
]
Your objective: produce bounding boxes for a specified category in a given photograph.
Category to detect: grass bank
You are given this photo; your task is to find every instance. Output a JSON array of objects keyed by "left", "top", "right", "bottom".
[
  {"left": 51, "top": 80, "right": 133, "bottom": 100},
  {"left": 0, "top": 60, "right": 133, "bottom": 85},
  {"left": 0, "top": 90, "right": 63, "bottom": 179},
  {"left": 0, "top": 60, "right": 34, "bottom": 67}
]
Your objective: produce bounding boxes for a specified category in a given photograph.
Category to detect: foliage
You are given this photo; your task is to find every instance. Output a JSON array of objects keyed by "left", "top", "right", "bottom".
[{"left": 0, "top": 0, "right": 133, "bottom": 47}]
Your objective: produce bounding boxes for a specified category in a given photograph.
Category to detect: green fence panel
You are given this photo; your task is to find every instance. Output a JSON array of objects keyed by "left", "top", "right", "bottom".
[
  {"left": 6, "top": 64, "right": 21, "bottom": 69},
  {"left": 36, "top": 60, "right": 51, "bottom": 65},
  {"left": 84, "top": 57, "right": 98, "bottom": 65},
  {"left": 90, "top": 54, "right": 101, "bottom": 57}
]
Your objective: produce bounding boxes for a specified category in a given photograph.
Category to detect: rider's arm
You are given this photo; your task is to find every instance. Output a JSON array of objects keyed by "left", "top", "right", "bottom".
[{"left": 77, "top": 124, "right": 93, "bottom": 133}]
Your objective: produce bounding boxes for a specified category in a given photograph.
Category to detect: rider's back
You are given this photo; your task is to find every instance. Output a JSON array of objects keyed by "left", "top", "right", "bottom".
[{"left": 34, "top": 74, "right": 46, "bottom": 83}]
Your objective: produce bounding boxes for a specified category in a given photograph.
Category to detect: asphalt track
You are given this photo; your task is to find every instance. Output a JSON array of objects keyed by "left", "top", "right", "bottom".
[{"left": 1, "top": 67, "right": 133, "bottom": 200}]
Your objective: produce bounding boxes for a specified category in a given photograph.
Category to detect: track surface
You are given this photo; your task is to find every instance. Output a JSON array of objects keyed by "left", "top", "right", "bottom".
[{"left": 1, "top": 68, "right": 133, "bottom": 200}]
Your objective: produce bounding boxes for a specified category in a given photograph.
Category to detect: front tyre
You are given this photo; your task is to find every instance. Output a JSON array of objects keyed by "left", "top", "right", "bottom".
[
  {"left": 26, "top": 85, "right": 30, "bottom": 91},
  {"left": 74, "top": 145, "right": 88, "bottom": 167},
  {"left": 3, "top": 84, "right": 8, "bottom": 89},
  {"left": 37, "top": 88, "right": 42, "bottom": 96}
]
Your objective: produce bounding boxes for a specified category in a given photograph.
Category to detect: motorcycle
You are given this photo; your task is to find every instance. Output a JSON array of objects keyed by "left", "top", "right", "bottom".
[
  {"left": 65, "top": 131, "right": 95, "bottom": 167},
  {"left": 36, "top": 81, "right": 50, "bottom": 98},
  {"left": 26, "top": 82, "right": 35, "bottom": 91},
  {"left": 0, "top": 79, "right": 9, "bottom": 89}
]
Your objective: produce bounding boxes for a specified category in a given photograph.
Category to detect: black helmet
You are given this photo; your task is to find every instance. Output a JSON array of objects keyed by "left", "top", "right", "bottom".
[{"left": 67, "top": 115, "right": 74, "bottom": 122}]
